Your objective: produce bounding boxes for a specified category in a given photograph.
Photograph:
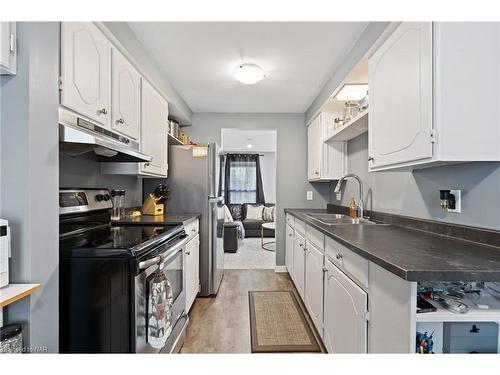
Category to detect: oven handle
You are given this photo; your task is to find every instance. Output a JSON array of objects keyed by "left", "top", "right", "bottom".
[{"left": 138, "top": 236, "right": 189, "bottom": 270}]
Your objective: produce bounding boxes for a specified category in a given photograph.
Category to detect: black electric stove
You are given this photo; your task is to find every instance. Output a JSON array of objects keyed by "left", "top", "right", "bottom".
[{"left": 59, "top": 188, "right": 188, "bottom": 354}]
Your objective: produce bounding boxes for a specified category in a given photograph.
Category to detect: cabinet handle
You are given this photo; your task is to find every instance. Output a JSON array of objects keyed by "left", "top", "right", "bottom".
[
  {"left": 186, "top": 251, "right": 191, "bottom": 255},
  {"left": 299, "top": 243, "right": 303, "bottom": 248},
  {"left": 315, "top": 171, "right": 319, "bottom": 175},
  {"left": 335, "top": 253, "right": 343, "bottom": 260},
  {"left": 368, "top": 156, "right": 374, "bottom": 162},
  {"left": 98, "top": 108, "right": 108, "bottom": 115},
  {"left": 116, "top": 118, "right": 124, "bottom": 124},
  {"left": 322, "top": 267, "right": 328, "bottom": 273},
  {"left": 191, "top": 229, "right": 196, "bottom": 233},
  {"left": 288, "top": 234, "right": 292, "bottom": 237},
  {"left": 145, "top": 162, "right": 150, "bottom": 167}
]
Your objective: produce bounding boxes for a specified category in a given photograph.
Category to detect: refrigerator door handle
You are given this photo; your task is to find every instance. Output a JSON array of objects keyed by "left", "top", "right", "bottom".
[{"left": 209, "top": 196, "right": 224, "bottom": 203}]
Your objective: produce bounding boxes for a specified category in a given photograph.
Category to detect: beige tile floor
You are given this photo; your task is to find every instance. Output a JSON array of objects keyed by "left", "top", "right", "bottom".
[{"left": 181, "top": 269, "right": 295, "bottom": 353}]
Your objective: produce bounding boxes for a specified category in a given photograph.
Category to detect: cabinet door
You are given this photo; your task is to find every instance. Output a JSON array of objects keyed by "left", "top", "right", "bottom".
[
  {"left": 186, "top": 234, "right": 200, "bottom": 312},
  {"left": 111, "top": 48, "right": 141, "bottom": 140},
  {"left": 323, "top": 259, "right": 368, "bottom": 353},
  {"left": 293, "top": 232, "right": 306, "bottom": 299},
  {"left": 0, "top": 22, "right": 16, "bottom": 75},
  {"left": 304, "top": 242, "right": 324, "bottom": 334},
  {"left": 286, "top": 224, "right": 294, "bottom": 275},
  {"left": 61, "top": 22, "right": 111, "bottom": 127},
  {"left": 368, "top": 22, "right": 433, "bottom": 169},
  {"left": 307, "top": 117, "right": 321, "bottom": 180},
  {"left": 140, "top": 79, "right": 168, "bottom": 176}
]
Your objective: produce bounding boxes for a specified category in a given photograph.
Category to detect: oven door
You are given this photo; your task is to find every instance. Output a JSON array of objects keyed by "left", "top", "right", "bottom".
[{"left": 134, "top": 235, "right": 188, "bottom": 353}]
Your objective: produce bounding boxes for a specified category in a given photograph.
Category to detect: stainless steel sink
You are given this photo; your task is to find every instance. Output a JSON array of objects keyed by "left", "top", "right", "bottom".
[{"left": 305, "top": 213, "right": 376, "bottom": 226}]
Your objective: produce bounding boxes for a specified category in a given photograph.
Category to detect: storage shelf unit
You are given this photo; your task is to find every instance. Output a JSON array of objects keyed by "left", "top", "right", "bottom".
[
  {"left": 325, "top": 110, "right": 368, "bottom": 142},
  {"left": 416, "top": 298, "right": 500, "bottom": 323}
]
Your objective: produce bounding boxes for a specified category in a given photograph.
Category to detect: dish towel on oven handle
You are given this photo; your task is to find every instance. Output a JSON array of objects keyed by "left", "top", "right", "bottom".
[{"left": 147, "top": 267, "right": 174, "bottom": 349}]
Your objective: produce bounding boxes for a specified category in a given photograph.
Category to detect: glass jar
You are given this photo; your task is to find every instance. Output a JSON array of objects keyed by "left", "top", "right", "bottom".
[
  {"left": 111, "top": 189, "right": 120, "bottom": 221},
  {"left": 343, "top": 101, "right": 360, "bottom": 124}
]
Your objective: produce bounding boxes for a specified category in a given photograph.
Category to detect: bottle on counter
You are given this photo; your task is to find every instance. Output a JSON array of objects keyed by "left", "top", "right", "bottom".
[
  {"left": 348, "top": 197, "right": 357, "bottom": 218},
  {"left": 111, "top": 189, "right": 121, "bottom": 221},
  {"left": 119, "top": 190, "right": 126, "bottom": 219}
]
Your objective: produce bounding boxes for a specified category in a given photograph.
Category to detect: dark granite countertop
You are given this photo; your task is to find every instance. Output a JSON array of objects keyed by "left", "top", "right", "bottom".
[
  {"left": 285, "top": 209, "right": 500, "bottom": 282},
  {"left": 116, "top": 211, "right": 200, "bottom": 226}
]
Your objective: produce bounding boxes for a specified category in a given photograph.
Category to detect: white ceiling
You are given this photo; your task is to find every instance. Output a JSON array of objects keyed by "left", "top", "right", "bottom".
[
  {"left": 221, "top": 129, "right": 277, "bottom": 152},
  {"left": 128, "top": 22, "right": 368, "bottom": 113}
]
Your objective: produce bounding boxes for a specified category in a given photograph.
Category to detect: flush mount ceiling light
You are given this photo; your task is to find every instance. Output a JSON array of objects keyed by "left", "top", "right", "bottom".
[
  {"left": 335, "top": 84, "right": 369, "bottom": 101},
  {"left": 233, "top": 64, "right": 266, "bottom": 84}
]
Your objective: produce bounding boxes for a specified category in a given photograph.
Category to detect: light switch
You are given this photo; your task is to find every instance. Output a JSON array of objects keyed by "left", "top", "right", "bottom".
[{"left": 306, "top": 191, "right": 313, "bottom": 201}]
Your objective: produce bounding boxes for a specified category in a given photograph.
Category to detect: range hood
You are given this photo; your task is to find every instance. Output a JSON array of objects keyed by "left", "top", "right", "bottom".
[{"left": 59, "top": 108, "right": 152, "bottom": 163}]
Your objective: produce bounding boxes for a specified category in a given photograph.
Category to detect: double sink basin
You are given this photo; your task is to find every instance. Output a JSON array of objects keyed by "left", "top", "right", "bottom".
[{"left": 305, "top": 213, "right": 378, "bottom": 226}]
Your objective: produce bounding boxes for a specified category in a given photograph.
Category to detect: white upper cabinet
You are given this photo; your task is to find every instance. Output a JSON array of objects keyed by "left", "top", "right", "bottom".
[
  {"left": 140, "top": 79, "right": 168, "bottom": 177},
  {"left": 307, "top": 112, "right": 346, "bottom": 181},
  {"left": 304, "top": 241, "right": 324, "bottom": 334},
  {"left": 111, "top": 48, "right": 141, "bottom": 140},
  {"left": 61, "top": 22, "right": 111, "bottom": 127},
  {"left": 369, "top": 22, "right": 500, "bottom": 171},
  {"left": 0, "top": 22, "right": 16, "bottom": 75},
  {"left": 368, "top": 22, "right": 433, "bottom": 169}
]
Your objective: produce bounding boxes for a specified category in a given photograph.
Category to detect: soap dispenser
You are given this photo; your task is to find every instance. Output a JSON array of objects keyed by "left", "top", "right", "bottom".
[{"left": 348, "top": 197, "right": 357, "bottom": 218}]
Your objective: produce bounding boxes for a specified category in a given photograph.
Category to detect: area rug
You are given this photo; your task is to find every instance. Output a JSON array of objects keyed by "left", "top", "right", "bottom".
[{"left": 248, "top": 290, "right": 322, "bottom": 353}]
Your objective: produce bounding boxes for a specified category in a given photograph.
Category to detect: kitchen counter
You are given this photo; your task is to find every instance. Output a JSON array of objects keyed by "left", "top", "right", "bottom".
[
  {"left": 285, "top": 209, "right": 500, "bottom": 282},
  {"left": 116, "top": 211, "right": 200, "bottom": 226}
]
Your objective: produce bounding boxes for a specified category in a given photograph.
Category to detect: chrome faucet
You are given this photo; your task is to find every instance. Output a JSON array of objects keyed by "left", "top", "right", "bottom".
[{"left": 333, "top": 174, "right": 364, "bottom": 219}]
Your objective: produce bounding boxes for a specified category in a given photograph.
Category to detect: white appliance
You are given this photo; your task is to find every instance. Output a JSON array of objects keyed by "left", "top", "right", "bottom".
[{"left": 0, "top": 219, "right": 11, "bottom": 288}]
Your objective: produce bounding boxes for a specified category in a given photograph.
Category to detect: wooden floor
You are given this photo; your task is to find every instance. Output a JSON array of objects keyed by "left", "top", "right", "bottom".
[{"left": 181, "top": 269, "right": 295, "bottom": 353}]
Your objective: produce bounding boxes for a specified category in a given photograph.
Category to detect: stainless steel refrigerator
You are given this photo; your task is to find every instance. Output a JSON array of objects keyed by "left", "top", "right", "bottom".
[{"left": 166, "top": 143, "right": 224, "bottom": 297}]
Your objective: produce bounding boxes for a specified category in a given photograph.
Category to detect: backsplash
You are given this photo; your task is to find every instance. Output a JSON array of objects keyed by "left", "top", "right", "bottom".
[
  {"left": 59, "top": 153, "right": 143, "bottom": 207},
  {"left": 331, "top": 132, "right": 500, "bottom": 231}
]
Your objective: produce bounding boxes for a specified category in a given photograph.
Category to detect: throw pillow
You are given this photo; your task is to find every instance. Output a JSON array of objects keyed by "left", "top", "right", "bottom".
[
  {"left": 262, "top": 206, "right": 275, "bottom": 222},
  {"left": 245, "top": 204, "right": 264, "bottom": 220},
  {"left": 223, "top": 205, "right": 234, "bottom": 223}
]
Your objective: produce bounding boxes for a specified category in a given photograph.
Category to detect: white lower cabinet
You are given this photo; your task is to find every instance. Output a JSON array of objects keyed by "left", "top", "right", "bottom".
[
  {"left": 185, "top": 233, "right": 200, "bottom": 313},
  {"left": 293, "top": 232, "right": 305, "bottom": 299},
  {"left": 304, "top": 242, "right": 324, "bottom": 334},
  {"left": 285, "top": 224, "right": 294, "bottom": 275},
  {"left": 323, "top": 258, "right": 368, "bottom": 353}
]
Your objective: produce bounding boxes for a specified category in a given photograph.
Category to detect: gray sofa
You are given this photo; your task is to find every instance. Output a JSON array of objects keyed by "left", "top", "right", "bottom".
[{"left": 217, "top": 203, "right": 275, "bottom": 238}]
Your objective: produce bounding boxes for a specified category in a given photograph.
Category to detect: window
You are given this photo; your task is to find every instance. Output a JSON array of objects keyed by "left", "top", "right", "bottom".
[{"left": 228, "top": 159, "right": 257, "bottom": 204}]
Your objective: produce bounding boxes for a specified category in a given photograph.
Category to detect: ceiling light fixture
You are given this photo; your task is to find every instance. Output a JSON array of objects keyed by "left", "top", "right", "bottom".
[
  {"left": 335, "top": 84, "right": 369, "bottom": 101},
  {"left": 233, "top": 64, "right": 266, "bottom": 84}
]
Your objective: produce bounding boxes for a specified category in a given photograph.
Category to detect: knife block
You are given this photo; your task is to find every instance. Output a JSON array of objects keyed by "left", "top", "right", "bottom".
[{"left": 142, "top": 195, "right": 164, "bottom": 216}]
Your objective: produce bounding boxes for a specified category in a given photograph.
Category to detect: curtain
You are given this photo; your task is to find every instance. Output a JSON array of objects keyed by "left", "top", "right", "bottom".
[{"left": 222, "top": 154, "right": 265, "bottom": 204}]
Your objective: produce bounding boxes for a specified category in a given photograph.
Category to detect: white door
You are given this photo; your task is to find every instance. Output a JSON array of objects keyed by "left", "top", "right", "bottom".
[
  {"left": 304, "top": 241, "right": 324, "bottom": 334},
  {"left": 323, "top": 259, "right": 368, "bottom": 353},
  {"left": 293, "top": 232, "right": 305, "bottom": 299},
  {"left": 285, "top": 224, "right": 294, "bottom": 275},
  {"left": 307, "top": 116, "right": 321, "bottom": 180},
  {"left": 368, "top": 22, "right": 433, "bottom": 169},
  {"left": 140, "top": 79, "right": 168, "bottom": 177},
  {"left": 111, "top": 48, "right": 141, "bottom": 140},
  {"left": 185, "top": 234, "right": 200, "bottom": 312},
  {"left": 61, "top": 22, "right": 111, "bottom": 127},
  {"left": 0, "top": 22, "right": 16, "bottom": 75}
]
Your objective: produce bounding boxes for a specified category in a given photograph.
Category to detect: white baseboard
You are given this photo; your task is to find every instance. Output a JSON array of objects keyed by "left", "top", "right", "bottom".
[{"left": 274, "top": 265, "right": 288, "bottom": 273}]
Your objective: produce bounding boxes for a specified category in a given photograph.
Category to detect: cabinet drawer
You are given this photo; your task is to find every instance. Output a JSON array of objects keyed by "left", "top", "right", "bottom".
[
  {"left": 295, "top": 219, "right": 306, "bottom": 235},
  {"left": 306, "top": 225, "right": 324, "bottom": 250},
  {"left": 325, "top": 236, "right": 368, "bottom": 288},
  {"left": 184, "top": 219, "right": 199, "bottom": 240},
  {"left": 286, "top": 213, "right": 295, "bottom": 227}
]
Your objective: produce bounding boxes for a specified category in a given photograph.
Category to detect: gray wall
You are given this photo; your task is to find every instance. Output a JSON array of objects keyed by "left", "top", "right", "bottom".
[
  {"left": 60, "top": 154, "right": 143, "bottom": 208},
  {"left": 186, "top": 113, "right": 331, "bottom": 266},
  {"left": 0, "top": 22, "right": 60, "bottom": 352},
  {"left": 333, "top": 133, "right": 500, "bottom": 230}
]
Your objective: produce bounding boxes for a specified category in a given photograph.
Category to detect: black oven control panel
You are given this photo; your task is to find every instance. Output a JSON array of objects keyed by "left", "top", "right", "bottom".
[{"left": 59, "top": 188, "right": 113, "bottom": 215}]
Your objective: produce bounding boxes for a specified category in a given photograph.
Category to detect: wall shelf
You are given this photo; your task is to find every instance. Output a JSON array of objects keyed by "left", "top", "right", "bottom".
[
  {"left": 325, "top": 110, "right": 368, "bottom": 142},
  {"left": 168, "top": 133, "right": 184, "bottom": 146},
  {"left": 1, "top": 284, "right": 42, "bottom": 308}
]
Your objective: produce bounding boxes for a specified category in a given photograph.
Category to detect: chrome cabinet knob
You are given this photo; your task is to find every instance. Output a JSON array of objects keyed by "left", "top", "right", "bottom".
[
  {"left": 186, "top": 251, "right": 191, "bottom": 255},
  {"left": 145, "top": 162, "right": 150, "bottom": 167},
  {"left": 368, "top": 156, "right": 374, "bottom": 162},
  {"left": 116, "top": 118, "right": 124, "bottom": 124},
  {"left": 315, "top": 171, "right": 319, "bottom": 175},
  {"left": 336, "top": 253, "right": 343, "bottom": 260},
  {"left": 98, "top": 108, "right": 108, "bottom": 115},
  {"left": 299, "top": 243, "right": 303, "bottom": 248},
  {"left": 191, "top": 229, "right": 196, "bottom": 232}
]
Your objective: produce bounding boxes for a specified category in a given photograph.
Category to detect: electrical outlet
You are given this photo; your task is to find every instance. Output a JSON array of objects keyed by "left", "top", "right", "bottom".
[
  {"left": 448, "top": 189, "right": 461, "bottom": 213},
  {"left": 306, "top": 191, "right": 313, "bottom": 201}
]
